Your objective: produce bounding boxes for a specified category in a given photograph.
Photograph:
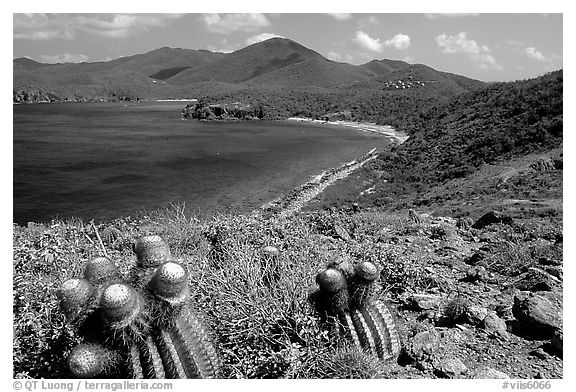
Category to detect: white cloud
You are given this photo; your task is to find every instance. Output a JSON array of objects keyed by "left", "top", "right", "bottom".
[
  {"left": 327, "top": 51, "right": 353, "bottom": 63},
  {"left": 39, "top": 53, "right": 89, "bottom": 63},
  {"left": 201, "top": 13, "right": 270, "bottom": 34},
  {"left": 354, "top": 31, "right": 383, "bottom": 52},
  {"left": 524, "top": 47, "right": 547, "bottom": 62},
  {"left": 358, "top": 16, "right": 378, "bottom": 28},
  {"left": 425, "top": 13, "right": 480, "bottom": 19},
  {"left": 206, "top": 39, "right": 237, "bottom": 54},
  {"left": 245, "top": 33, "right": 284, "bottom": 45},
  {"left": 385, "top": 34, "right": 410, "bottom": 50},
  {"left": 327, "top": 13, "right": 352, "bottom": 21},
  {"left": 14, "top": 13, "right": 183, "bottom": 40},
  {"left": 354, "top": 31, "right": 411, "bottom": 52},
  {"left": 436, "top": 32, "right": 502, "bottom": 70}
]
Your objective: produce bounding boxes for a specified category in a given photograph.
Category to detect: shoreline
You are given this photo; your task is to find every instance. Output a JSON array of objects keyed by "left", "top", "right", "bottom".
[
  {"left": 286, "top": 117, "right": 409, "bottom": 144},
  {"left": 258, "top": 148, "right": 379, "bottom": 219}
]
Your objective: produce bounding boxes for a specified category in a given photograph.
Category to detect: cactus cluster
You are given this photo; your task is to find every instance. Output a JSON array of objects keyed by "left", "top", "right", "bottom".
[
  {"left": 312, "top": 259, "right": 401, "bottom": 362},
  {"left": 56, "top": 235, "right": 221, "bottom": 379}
]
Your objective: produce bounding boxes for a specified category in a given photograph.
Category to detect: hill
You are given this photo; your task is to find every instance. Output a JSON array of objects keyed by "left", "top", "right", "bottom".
[
  {"left": 13, "top": 46, "right": 224, "bottom": 102},
  {"left": 13, "top": 37, "right": 485, "bottom": 105},
  {"left": 305, "top": 70, "right": 563, "bottom": 217}
]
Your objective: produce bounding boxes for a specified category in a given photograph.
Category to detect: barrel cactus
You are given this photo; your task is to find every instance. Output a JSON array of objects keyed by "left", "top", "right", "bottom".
[
  {"left": 312, "top": 260, "right": 401, "bottom": 361},
  {"left": 56, "top": 235, "right": 221, "bottom": 379}
]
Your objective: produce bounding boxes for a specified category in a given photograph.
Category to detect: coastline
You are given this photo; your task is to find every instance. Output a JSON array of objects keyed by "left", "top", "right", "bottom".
[
  {"left": 286, "top": 117, "right": 409, "bottom": 144},
  {"left": 258, "top": 148, "right": 379, "bottom": 219}
]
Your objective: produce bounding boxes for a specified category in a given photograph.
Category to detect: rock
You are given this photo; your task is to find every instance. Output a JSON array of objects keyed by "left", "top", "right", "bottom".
[
  {"left": 538, "top": 256, "right": 562, "bottom": 266},
  {"left": 550, "top": 329, "right": 563, "bottom": 355},
  {"left": 472, "top": 367, "right": 510, "bottom": 379},
  {"left": 408, "top": 294, "right": 442, "bottom": 310},
  {"left": 333, "top": 224, "right": 352, "bottom": 242},
  {"left": 456, "top": 217, "right": 472, "bottom": 230},
  {"left": 464, "top": 251, "right": 487, "bottom": 265},
  {"left": 512, "top": 293, "right": 562, "bottom": 336},
  {"left": 182, "top": 101, "right": 264, "bottom": 121},
  {"left": 544, "top": 266, "right": 563, "bottom": 281},
  {"left": 261, "top": 245, "right": 280, "bottom": 257},
  {"left": 472, "top": 211, "right": 514, "bottom": 229},
  {"left": 443, "top": 297, "right": 470, "bottom": 323},
  {"left": 514, "top": 268, "right": 558, "bottom": 291},
  {"left": 405, "top": 329, "right": 440, "bottom": 364},
  {"left": 526, "top": 158, "right": 556, "bottom": 172},
  {"left": 529, "top": 348, "right": 549, "bottom": 360},
  {"left": 433, "top": 356, "right": 468, "bottom": 378},
  {"left": 465, "top": 305, "right": 488, "bottom": 326},
  {"left": 465, "top": 265, "right": 489, "bottom": 282},
  {"left": 482, "top": 311, "right": 509, "bottom": 339}
]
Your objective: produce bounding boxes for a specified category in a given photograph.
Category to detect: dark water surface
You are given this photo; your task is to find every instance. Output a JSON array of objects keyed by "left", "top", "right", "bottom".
[{"left": 14, "top": 102, "right": 389, "bottom": 224}]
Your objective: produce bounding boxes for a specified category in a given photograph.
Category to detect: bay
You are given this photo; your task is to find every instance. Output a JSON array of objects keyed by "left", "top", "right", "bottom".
[{"left": 13, "top": 102, "right": 389, "bottom": 224}]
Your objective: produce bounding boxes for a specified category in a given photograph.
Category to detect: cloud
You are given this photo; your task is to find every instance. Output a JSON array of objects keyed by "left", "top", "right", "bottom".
[
  {"left": 436, "top": 32, "right": 502, "bottom": 70},
  {"left": 425, "top": 13, "right": 480, "bottom": 19},
  {"left": 13, "top": 13, "right": 183, "bottom": 40},
  {"left": 354, "top": 31, "right": 383, "bottom": 52},
  {"left": 354, "top": 31, "right": 411, "bottom": 52},
  {"left": 327, "top": 51, "right": 353, "bottom": 63},
  {"left": 245, "top": 33, "right": 284, "bottom": 45},
  {"left": 205, "top": 39, "right": 237, "bottom": 54},
  {"left": 385, "top": 34, "right": 410, "bottom": 50},
  {"left": 39, "top": 53, "right": 89, "bottom": 63},
  {"left": 201, "top": 13, "right": 270, "bottom": 34},
  {"left": 524, "top": 47, "right": 547, "bottom": 62},
  {"left": 358, "top": 16, "right": 378, "bottom": 29},
  {"left": 327, "top": 13, "right": 352, "bottom": 21}
]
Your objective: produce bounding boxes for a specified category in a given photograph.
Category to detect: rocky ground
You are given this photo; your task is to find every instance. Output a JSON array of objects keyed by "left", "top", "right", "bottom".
[
  {"left": 304, "top": 207, "right": 563, "bottom": 379},
  {"left": 299, "top": 146, "right": 563, "bottom": 379}
]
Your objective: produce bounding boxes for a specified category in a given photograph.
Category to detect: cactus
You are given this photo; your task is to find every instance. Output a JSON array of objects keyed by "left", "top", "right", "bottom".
[
  {"left": 312, "top": 260, "right": 401, "bottom": 361},
  {"left": 408, "top": 209, "right": 422, "bottom": 224},
  {"left": 57, "top": 235, "right": 222, "bottom": 379},
  {"left": 456, "top": 217, "right": 472, "bottom": 230}
]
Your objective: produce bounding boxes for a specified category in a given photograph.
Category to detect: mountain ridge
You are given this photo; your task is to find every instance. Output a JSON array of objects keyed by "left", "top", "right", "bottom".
[{"left": 14, "top": 37, "right": 486, "bottom": 103}]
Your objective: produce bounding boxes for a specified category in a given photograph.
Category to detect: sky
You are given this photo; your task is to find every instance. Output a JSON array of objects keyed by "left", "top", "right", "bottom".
[{"left": 12, "top": 12, "right": 563, "bottom": 82}]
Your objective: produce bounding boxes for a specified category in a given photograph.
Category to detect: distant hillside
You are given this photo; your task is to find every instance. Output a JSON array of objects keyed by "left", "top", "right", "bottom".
[
  {"left": 167, "top": 37, "right": 326, "bottom": 85},
  {"left": 356, "top": 70, "right": 563, "bottom": 205},
  {"left": 13, "top": 37, "right": 485, "bottom": 103},
  {"left": 13, "top": 46, "right": 224, "bottom": 102}
]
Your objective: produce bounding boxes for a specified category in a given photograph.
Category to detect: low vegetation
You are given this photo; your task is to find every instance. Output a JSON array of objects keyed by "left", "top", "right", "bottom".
[{"left": 13, "top": 201, "right": 562, "bottom": 378}]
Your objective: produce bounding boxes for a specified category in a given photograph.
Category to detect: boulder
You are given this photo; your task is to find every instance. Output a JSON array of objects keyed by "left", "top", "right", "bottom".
[
  {"left": 472, "top": 211, "right": 514, "bottom": 229},
  {"left": 550, "top": 329, "right": 563, "bottom": 356},
  {"left": 408, "top": 294, "right": 442, "bottom": 310},
  {"left": 482, "top": 311, "right": 509, "bottom": 340},
  {"left": 334, "top": 224, "right": 352, "bottom": 242},
  {"left": 514, "top": 268, "right": 558, "bottom": 292},
  {"left": 472, "top": 367, "right": 510, "bottom": 379},
  {"left": 512, "top": 292, "right": 562, "bottom": 336},
  {"left": 465, "top": 305, "right": 488, "bottom": 326},
  {"left": 433, "top": 356, "right": 468, "bottom": 378},
  {"left": 404, "top": 329, "right": 440, "bottom": 365}
]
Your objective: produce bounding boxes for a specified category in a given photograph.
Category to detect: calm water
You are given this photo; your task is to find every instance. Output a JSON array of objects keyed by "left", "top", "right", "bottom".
[{"left": 14, "top": 102, "right": 389, "bottom": 224}]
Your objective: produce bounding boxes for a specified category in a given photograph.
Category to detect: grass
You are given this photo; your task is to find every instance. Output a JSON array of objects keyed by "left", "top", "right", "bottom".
[{"left": 13, "top": 203, "right": 562, "bottom": 378}]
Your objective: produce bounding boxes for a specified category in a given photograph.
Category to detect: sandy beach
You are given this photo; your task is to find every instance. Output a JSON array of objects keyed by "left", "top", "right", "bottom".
[{"left": 286, "top": 117, "right": 409, "bottom": 144}]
